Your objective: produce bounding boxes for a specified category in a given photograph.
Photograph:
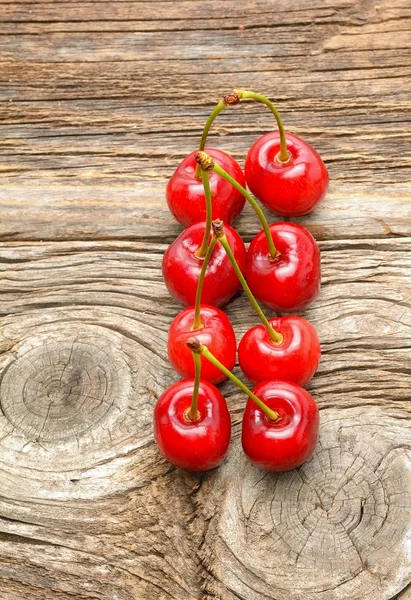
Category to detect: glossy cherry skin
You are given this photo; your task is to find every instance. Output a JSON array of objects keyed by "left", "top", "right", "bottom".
[
  {"left": 238, "top": 316, "right": 320, "bottom": 386},
  {"left": 168, "top": 305, "right": 236, "bottom": 384},
  {"left": 242, "top": 380, "right": 319, "bottom": 472},
  {"left": 245, "top": 132, "right": 328, "bottom": 216},
  {"left": 167, "top": 147, "right": 246, "bottom": 227},
  {"left": 246, "top": 222, "right": 320, "bottom": 312},
  {"left": 153, "top": 379, "right": 231, "bottom": 471},
  {"left": 162, "top": 221, "right": 247, "bottom": 307}
]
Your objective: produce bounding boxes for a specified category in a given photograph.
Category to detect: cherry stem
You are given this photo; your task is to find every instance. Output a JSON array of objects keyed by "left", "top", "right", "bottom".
[
  {"left": 194, "top": 89, "right": 289, "bottom": 173},
  {"left": 193, "top": 236, "right": 217, "bottom": 330},
  {"left": 187, "top": 351, "right": 201, "bottom": 421},
  {"left": 210, "top": 157, "right": 279, "bottom": 261},
  {"left": 187, "top": 338, "right": 280, "bottom": 422},
  {"left": 195, "top": 168, "right": 213, "bottom": 258},
  {"left": 212, "top": 220, "right": 283, "bottom": 345},
  {"left": 199, "top": 100, "right": 226, "bottom": 153},
  {"left": 238, "top": 90, "right": 290, "bottom": 164},
  {"left": 194, "top": 91, "right": 241, "bottom": 178}
]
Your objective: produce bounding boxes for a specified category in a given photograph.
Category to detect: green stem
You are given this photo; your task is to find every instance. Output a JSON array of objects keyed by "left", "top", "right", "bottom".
[
  {"left": 199, "top": 100, "right": 227, "bottom": 153},
  {"left": 187, "top": 351, "right": 201, "bottom": 421},
  {"left": 193, "top": 236, "right": 217, "bottom": 330},
  {"left": 215, "top": 227, "right": 283, "bottom": 345},
  {"left": 195, "top": 169, "right": 213, "bottom": 258},
  {"left": 188, "top": 340, "right": 280, "bottom": 422},
  {"left": 194, "top": 100, "right": 227, "bottom": 178},
  {"left": 212, "top": 161, "right": 279, "bottom": 261},
  {"left": 194, "top": 92, "right": 241, "bottom": 178},
  {"left": 238, "top": 90, "right": 290, "bottom": 163}
]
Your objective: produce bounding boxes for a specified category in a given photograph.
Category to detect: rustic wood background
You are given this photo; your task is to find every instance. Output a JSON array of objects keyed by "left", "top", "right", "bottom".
[{"left": 1, "top": 0, "right": 411, "bottom": 598}]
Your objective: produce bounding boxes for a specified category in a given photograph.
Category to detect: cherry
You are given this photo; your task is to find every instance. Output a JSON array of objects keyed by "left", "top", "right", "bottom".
[
  {"left": 162, "top": 221, "right": 247, "bottom": 307},
  {"left": 245, "top": 131, "right": 329, "bottom": 216},
  {"left": 238, "top": 316, "right": 321, "bottom": 386},
  {"left": 193, "top": 91, "right": 327, "bottom": 217},
  {"left": 196, "top": 150, "right": 278, "bottom": 261},
  {"left": 153, "top": 378, "right": 231, "bottom": 471},
  {"left": 168, "top": 305, "right": 236, "bottom": 384},
  {"left": 166, "top": 147, "right": 246, "bottom": 227},
  {"left": 246, "top": 221, "right": 321, "bottom": 312},
  {"left": 242, "top": 380, "right": 319, "bottom": 471},
  {"left": 187, "top": 338, "right": 319, "bottom": 472},
  {"left": 207, "top": 219, "right": 320, "bottom": 386}
]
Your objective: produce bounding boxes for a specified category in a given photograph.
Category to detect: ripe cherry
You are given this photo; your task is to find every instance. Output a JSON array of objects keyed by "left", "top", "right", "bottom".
[
  {"left": 153, "top": 378, "right": 231, "bottom": 471},
  {"left": 166, "top": 147, "right": 246, "bottom": 227},
  {"left": 193, "top": 90, "right": 327, "bottom": 216},
  {"left": 168, "top": 305, "right": 236, "bottom": 384},
  {"left": 246, "top": 221, "right": 321, "bottom": 312},
  {"left": 208, "top": 219, "right": 321, "bottom": 386},
  {"left": 238, "top": 316, "right": 321, "bottom": 386},
  {"left": 187, "top": 339, "right": 319, "bottom": 472},
  {"left": 245, "top": 132, "right": 328, "bottom": 216},
  {"left": 162, "top": 221, "right": 247, "bottom": 307},
  {"left": 242, "top": 380, "right": 319, "bottom": 471}
]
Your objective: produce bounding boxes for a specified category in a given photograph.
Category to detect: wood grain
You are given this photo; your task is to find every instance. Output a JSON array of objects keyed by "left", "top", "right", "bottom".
[
  {"left": 1, "top": 235, "right": 411, "bottom": 599},
  {"left": 0, "top": 0, "right": 411, "bottom": 598}
]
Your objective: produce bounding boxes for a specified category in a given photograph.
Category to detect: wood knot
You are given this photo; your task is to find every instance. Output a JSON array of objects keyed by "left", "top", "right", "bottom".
[
  {"left": 213, "top": 409, "right": 411, "bottom": 599},
  {"left": 0, "top": 331, "right": 132, "bottom": 442}
]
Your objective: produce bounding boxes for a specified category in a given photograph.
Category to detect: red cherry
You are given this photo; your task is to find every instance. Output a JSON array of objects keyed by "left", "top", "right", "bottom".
[
  {"left": 245, "top": 132, "right": 328, "bottom": 216},
  {"left": 168, "top": 305, "right": 236, "bottom": 384},
  {"left": 238, "top": 316, "right": 320, "bottom": 386},
  {"left": 242, "top": 380, "right": 319, "bottom": 471},
  {"left": 162, "top": 221, "right": 247, "bottom": 307},
  {"left": 153, "top": 379, "right": 231, "bottom": 471},
  {"left": 246, "top": 222, "right": 320, "bottom": 312},
  {"left": 167, "top": 147, "right": 246, "bottom": 227}
]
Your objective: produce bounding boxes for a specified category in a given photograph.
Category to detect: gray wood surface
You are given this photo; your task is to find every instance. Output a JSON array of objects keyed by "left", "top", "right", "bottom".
[{"left": 0, "top": 0, "right": 410, "bottom": 599}]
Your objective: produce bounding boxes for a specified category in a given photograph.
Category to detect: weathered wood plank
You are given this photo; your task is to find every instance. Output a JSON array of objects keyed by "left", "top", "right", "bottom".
[
  {"left": 1, "top": 184, "right": 410, "bottom": 242},
  {"left": 1, "top": 237, "right": 411, "bottom": 410},
  {"left": 0, "top": 0, "right": 409, "bottom": 243},
  {"left": 0, "top": 237, "right": 410, "bottom": 598},
  {"left": 1, "top": 0, "right": 411, "bottom": 597}
]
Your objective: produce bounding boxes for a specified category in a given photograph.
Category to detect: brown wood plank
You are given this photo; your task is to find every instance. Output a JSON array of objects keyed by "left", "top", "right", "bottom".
[
  {"left": 0, "top": 0, "right": 356, "bottom": 22},
  {"left": 1, "top": 183, "right": 411, "bottom": 243},
  {"left": 0, "top": 237, "right": 410, "bottom": 598},
  {"left": 0, "top": 0, "right": 409, "bottom": 242},
  {"left": 1, "top": 0, "right": 411, "bottom": 598}
]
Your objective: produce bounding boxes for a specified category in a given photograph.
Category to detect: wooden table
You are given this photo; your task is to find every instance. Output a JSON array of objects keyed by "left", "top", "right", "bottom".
[{"left": 1, "top": 1, "right": 410, "bottom": 599}]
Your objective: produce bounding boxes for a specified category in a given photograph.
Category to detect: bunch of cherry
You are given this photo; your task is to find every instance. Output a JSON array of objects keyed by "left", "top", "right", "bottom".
[{"left": 154, "top": 90, "right": 328, "bottom": 472}]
